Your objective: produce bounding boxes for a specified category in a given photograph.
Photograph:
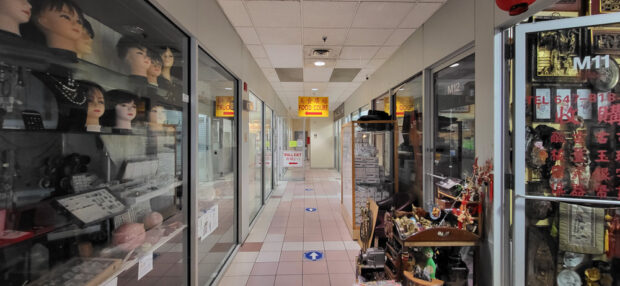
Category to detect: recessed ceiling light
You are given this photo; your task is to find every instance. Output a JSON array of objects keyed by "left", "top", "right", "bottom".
[
  {"left": 450, "top": 63, "right": 460, "bottom": 68},
  {"left": 225, "top": 87, "right": 232, "bottom": 90},
  {"left": 314, "top": 61, "right": 326, "bottom": 67},
  {"left": 312, "top": 88, "right": 319, "bottom": 91},
  {"left": 399, "top": 88, "right": 404, "bottom": 91}
]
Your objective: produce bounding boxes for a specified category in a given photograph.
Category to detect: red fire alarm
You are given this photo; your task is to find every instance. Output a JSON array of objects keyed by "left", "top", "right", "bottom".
[
  {"left": 496, "top": 0, "right": 535, "bottom": 16},
  {"left": 243, "top": 82, "right": 247, "bottom": 92}
]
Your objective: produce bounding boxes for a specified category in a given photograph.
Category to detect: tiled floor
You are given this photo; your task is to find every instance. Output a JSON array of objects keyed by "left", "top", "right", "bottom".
[{"left": 218, "top": 169, "right": 360, "bottom": 286}]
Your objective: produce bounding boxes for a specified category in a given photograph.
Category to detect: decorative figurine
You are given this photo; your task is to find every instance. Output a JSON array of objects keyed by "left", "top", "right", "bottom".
[
  {"left": 585, "top": 267, "right": 601, "bottom": 286},
  {"left": 360, "top": 200, "right": 371, "bottom": 253},
  {"left": 422, "top": 247, "right": 437, "bottom": 280}
]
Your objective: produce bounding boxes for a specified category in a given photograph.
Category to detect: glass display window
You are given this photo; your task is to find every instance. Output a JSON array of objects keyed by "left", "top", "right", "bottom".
[
  {"left": 0, "top": 0, "right": 188, "bottom": 285},
  {"left": 248, "top": 92, "right": 262, "bottom": 222},
  {"left": 514, "top": 13, "right": 620, "bottom": 285},
  {"left": 394, "top": 75, "right": 424, "bottom": 205},
  {"left": 264, "top": 105, "right": 273, "bottom": 199},
  {"left": 373, "top": 92, "right": 391, "bottom": 116},
  {"left": 432, "top": 54, "right": 475, "bottom": 183},
  {"left": 195, "top": 48, "right": 237, "bottom": 286}
]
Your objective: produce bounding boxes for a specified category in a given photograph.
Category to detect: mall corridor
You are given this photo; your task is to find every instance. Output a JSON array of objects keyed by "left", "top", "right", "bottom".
[{"left": 218, "top": 169, "right": 360, "bottom": 286}]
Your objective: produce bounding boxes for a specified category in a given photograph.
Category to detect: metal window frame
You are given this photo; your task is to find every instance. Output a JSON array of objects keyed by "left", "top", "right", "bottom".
[
  {"left": 513, "top": 13, "right": 620, "bottom": 285},
  {"left": 423, "top": 45, "right": 475, "bottom": 211}
]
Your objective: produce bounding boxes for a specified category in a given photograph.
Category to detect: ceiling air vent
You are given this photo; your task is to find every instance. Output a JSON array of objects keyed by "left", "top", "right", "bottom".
[{"left": 311, "top": 49, "right": 331, "bottom": 57}]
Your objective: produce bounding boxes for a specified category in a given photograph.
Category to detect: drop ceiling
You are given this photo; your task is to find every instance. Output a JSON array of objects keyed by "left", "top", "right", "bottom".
[{"left": 217, "top": 0, "right": 447, "bottom": 113}]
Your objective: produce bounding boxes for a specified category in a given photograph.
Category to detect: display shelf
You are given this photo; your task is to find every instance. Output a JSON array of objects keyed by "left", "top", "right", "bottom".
[
  {"left": 341, "top": 120, "right": 398, "bottom": 240},
  {"left": 121, "top": 180, "right": 182, "bottom": 205},
  {"left": 99, "top": 222, "right": 187, "bottom": 285}
]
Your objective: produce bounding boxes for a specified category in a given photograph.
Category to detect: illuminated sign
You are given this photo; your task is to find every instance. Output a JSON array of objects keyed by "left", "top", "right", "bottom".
[
  {"left": 386, "top": 96, "right": 414, "bottom": 117},
  {"left": 216, "top": 96, "right": 234, "bottom": 117},
  {"left": 298, "top": 97, "right": 329, "bottom": 117}
]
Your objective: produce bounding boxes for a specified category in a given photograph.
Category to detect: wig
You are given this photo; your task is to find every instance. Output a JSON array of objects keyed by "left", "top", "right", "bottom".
[
  {"left": 100, "top": 89, "right": 139, "bottom": 127},
  {"left": 116, "top": 36, "right": 147, "bottom": 60}
]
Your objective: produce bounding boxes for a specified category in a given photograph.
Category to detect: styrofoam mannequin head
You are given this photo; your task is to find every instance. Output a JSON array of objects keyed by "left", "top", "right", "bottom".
[
  {"left": 34, "top": 0, "right": 84, "bottom": 52},
  {"left": 0, "top": 0, "right": 32, "bottom": 35}
]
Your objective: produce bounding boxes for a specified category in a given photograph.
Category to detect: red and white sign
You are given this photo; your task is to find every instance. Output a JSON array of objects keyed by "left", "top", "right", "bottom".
[{"left": 282, "top": 151, "right": 303, "bottom": 167}]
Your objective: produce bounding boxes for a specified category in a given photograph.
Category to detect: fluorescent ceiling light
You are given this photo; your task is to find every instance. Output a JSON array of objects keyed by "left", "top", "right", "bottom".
[
  {"left": 311, "top": 88, "right": 318, "bottom": 91},
  {"left": 225, "top": 87, "right": 233, "bottom": 90},
  {"left": 399, "top": 88, "right": 404, "bottom": 91},
  {"left": 449, "top": 63, "right": 460, "bottom": 68},
  {"left": 314, "top": 61, "right": 326, "bottom": 67}
]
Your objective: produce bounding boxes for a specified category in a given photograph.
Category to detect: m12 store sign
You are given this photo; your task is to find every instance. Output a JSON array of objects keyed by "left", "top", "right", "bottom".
[{"left": 282, "top": 151, "right": 303, "bottom": 167}]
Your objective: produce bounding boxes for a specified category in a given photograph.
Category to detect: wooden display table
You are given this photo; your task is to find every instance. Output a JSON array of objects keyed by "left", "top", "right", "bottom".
[{"left": 403, "top": 271, "right": 444, "bottom": 286}]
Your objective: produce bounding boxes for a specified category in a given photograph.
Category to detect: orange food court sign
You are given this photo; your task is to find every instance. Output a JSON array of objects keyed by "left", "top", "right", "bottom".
[
  {"left": 216, "top": 96, "right": 234, "bottom": 117},
  {"left": 298, "top": 97, "right": 329, "bottom": 117}
]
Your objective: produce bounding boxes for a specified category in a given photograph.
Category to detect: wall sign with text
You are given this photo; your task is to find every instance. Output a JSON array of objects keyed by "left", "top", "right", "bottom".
[{"left": 298, "top": 97, "right": 329, "bottom": 117}]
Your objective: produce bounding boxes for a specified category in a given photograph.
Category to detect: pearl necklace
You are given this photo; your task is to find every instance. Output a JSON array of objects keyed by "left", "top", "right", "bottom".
[{"left": 46, "top": 72, "right": 85, "bottom": 105}]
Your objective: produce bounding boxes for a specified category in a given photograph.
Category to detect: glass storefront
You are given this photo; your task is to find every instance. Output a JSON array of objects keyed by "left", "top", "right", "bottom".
[
  {"left": 432, "top": 54, "right": 476, "bottom": 183},
  {"left": 263, "top": 105, "right": 273, "bottom": 199},
  {"left": 373, "top": 92, "right": 391, "bottom": 116},
  {"left": 394, "top": 75, "right": 424, "bottom": 205},
  {"left": 513, "top": 13, "right": 620, "bottom": 285},
  {"left": 0, "top": 0, "right": 189, "bottom": 285},
  {"left": 195, "top": 48, "right": 237, "bottom": 286},
  {"left": 248, "top": 93, "right": 262, "bottom": 222}
]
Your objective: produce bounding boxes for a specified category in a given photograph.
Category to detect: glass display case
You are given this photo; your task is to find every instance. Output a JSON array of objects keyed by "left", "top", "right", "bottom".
[
  {"left": 0, "top": 0, "right": 188, "bottom": 285},
  {"left": 514, "top": 13, "right": 620, "bottom": 285},
  {"left": 341, "top": 120, "right": 397, "bottom": 239}
]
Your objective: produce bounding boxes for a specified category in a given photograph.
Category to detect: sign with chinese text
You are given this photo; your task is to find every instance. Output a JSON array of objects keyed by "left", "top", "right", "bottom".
[
  {"left": 386, "top": 96, "right": 414, "bottom": 117},
  {"left": 282, "top": 150, "right": 303, "bottom": 167},
  {"left": 216, "top": 96, "right": 234, "bottom": 117},
  {"left": 298, "top": 97, "right": 329, "bottom": 117}
]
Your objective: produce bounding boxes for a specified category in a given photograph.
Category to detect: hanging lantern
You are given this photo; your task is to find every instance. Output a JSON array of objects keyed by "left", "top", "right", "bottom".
[{"left": 496, "top": 0, "right": 536, "bottom": 16}]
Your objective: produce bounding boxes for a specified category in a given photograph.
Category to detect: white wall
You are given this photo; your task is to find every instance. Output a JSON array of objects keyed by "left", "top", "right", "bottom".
[{"left": 310, "top": 117, "right": 335, "bottom": 169}]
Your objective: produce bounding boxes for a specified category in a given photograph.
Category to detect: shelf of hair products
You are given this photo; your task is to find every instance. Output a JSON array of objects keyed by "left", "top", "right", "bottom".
[{"left": 0, "top": 0, "right": 188, "bottom": 285}]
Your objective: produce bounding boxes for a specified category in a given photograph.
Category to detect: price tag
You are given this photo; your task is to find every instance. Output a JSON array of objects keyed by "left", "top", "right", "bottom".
[
  {"left": 102, "top": 277, "right": 118, "bottom": 286},
  {"left": 138, "top": 252, "right": 154, "bottom": 280}
]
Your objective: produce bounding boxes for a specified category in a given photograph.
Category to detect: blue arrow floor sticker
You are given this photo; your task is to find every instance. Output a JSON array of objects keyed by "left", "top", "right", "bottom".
[
  {"left": 305, "top": 188, "right": 313, "bottom": 191},
  {"left": 305, "top": 207, "right": 317, "bottom": 212},
  {"left": 304, "top": 250, "right": 323, "bottom": 261}
]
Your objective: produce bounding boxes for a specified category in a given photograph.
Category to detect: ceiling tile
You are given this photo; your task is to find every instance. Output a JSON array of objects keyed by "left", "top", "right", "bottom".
[
  {"left": 385, "top": 29, "right": 415, "bottom": 46},
  {"left": 366, "top": 58, "right": 386, "bottom": 70},
  {"left": 236, "top": 27, "right": 261, "bottom": 45},
  {"left": 352, "top": 2, "right": 415, "bottom": 28},
  {"left": 303, "top": 67, "right": 334, "bottom": 82},
  {"left": 246, "top": 1, "right": 301, "bottom": 27},
  {"left": 345, "top": 29, "right": 393, "bottom": 46},
  {"left": 275, "top": 68, "right": 303, "bottom": 82},
  {"left": 262, "top": 68, "right": 280, "bottom": 81},
  {"left": 256, "top": 28, "right": 301, "bottom": 45},
  {"left": 218, "top": 1, "right": 253, "bottom": 27},
  {"left": 303, "top": 28, "right": 348, "bottom": 46},
  {"left": 340, "top": 47, "right": 379, "bottom": 60},
  {"left": 336, "top": 59, "right": 369, "bottom": 68},
  {"left": 399, "top": 2, "right": 443, "bottom": 28},
  {"left": 264, "top": 45, "right": 303, "bottom": 68},
  {"left": 329, "top": 68, "right": 361, "bottom": 82},
  {"left": 280, "top": 82, "right": 304, "bottom": 91},
  {"left": 303, "top": 2, "right": 358, "bottom": 28},
  {"left": 353, "top": 69, "right": 373, "bottom": 82},
  {"left": 255, "top": 57, "right": 272, "bottom": 68},
  {"left": 374, "top": 46, "right": 399, "bottom": 59},
  {"left": 247, "top": 45, "right": 268, "bottom": 58}
]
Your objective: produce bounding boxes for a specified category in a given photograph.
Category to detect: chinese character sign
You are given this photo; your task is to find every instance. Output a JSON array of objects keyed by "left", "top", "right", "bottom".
[
  {"left": 298, "top": 97, "right": 329, "bottom": 117},
  {"left": 216, "top": 96, "right": 234, "bottom": 117}
]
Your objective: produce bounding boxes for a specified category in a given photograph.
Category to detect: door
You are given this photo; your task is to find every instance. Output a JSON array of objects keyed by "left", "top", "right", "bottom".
[{"left": 513, "top": 14, "right": 620, "bottom": 285}]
